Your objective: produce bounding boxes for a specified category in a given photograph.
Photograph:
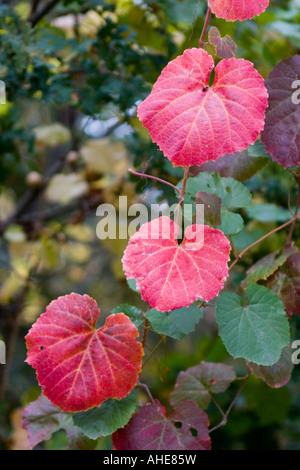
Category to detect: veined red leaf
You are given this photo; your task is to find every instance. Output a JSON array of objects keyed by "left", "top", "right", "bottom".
[
  {"left": 261, "top": 56, "right": 300, "bottom": 167},
  {"left": 208, "top": 0, "right": 269, "bottom": 21},
  {"left": 25, "top": 294, "right": 143, "bottom": 412},
  {"left": 112, "top": 400, "right": 211, "bottom": 451},
  {"left": 122, "top": 216, "right": 231, "bottom": 312},
  {"left": 137, "top": 48, "right": 268, "bottom": 167}
]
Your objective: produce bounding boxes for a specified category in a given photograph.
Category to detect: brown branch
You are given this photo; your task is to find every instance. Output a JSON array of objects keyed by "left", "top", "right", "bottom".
[
  {"left": 209, "top": 373, "right": 250, "bottom": 433},
  {"left": 199, "top": 7, "right": 212, "bottom": 48},
  {"left": 0, "top": 275, "right": 31, "bottom": 400},
  {"left": 176, "top": 166, "right": 190, "bottom": 226},
  {"left": 29, "top": 0, "right": 61, "bottom": 27},
  {"left": 229, "top": 215, "right": 300, "bottom": 272},
  {"left": 129, "top": 169, "right": 181, "bottom": 195}
]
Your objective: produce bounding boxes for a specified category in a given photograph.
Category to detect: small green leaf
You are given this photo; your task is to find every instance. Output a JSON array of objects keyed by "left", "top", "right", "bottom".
[
  {"left": 72, "top": 392, "right": 139, "bottom": 440},
  {"left": 146, "top": 304, "right": 203, "bottom": 340},
  {"left": 217, "top": 211, "right": 244, "bottom": 235},
  {"left": 216, "top": 285, "right": 290, "bottom": 366},
  {"left": 111, "top": 304, "right": 144, "bottom": 327}
]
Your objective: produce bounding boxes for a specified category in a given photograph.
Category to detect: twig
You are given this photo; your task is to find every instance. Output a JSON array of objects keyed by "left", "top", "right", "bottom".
[
  {"left": 0, "top": 275, "right": 31, "bottom": 400},
  {"left": 176, "top": 166, "right": 190, "bottom": 226},
  {"left": 29, "top": 0, "right": 60, "bottom": 27},
  {"left": 229, "top": 215, "right": 300, "bottom": 271},
  {"left": 286, "top": 182, "right": 300, "bottom": 247},
  {"left": 209, "top": 374, "right": 250, "bottom": 433},
  {"left": 141, "top": 318, "right": 150, "bottom": 349},
  {"left": 136, "top": 383, "right": 154, "bottom": 403},
  {"left": 199, "top": 7, "right": 212, "bottom": 48},
  {"left": 129, "top": 169, "right": 181, "bottom": 195}
]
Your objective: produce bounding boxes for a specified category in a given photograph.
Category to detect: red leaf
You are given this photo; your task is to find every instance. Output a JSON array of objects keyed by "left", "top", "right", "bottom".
[
  {"left": 208, "top": 0, "right": 269, "bottom": 21},
  {"left": 25, "top": 294, "right": 143, "bottom": 412},
  {"left": 112, "top": 400, "right": 211, "bottom": 450},
  {"left": 261, "top": 56, "right": 300, "bottom": 167},
  {"left": 138, "top": 48, "right": 268, "bottom": 167},
  {"left": 208, "top": 27, "right": 237, "bottom": 59},
  {"left": 122, "top": 216, "right": 231, "bottom": 312}
]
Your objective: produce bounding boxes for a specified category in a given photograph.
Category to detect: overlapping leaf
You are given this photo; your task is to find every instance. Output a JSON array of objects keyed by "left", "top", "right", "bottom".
[
  {"left": 22, "top": 394, "right": 97, "bottom": 450},
  {"left": 266, "top": 252, "right": 300, "bottom": 317},
  {"left": 216, "top": 285, "right": 290, "bottom": 365},
  {"left": 112, "top": 400, "right": 211, "bottom": 451},
  {"left": 208, "top": 27, "right": 237, "bottom": 59},
  {"left": 249, "top": 347, "right": 294, "bottom": 388},
  {"left": 183, "top": 172, "right": 252, "bottom": 235},
  {"left": 242, "top": 247, "right": 298, "bottom": 288},
  {"left": 122, "top": 216, "right": 231, "bottom": 312},
  {"left": 170, "top": 362, "right": 236, "bottom": 409},
  {"left": 25, "top": 294, "right": 143, "bottom": 412},
  {"left": 138, "top": 48, "right": 268, "bottom": 167},
  {"left": 72, "top": 391, "right": 139, "bottom": 439},
  {"left": 194, "top": 142, "right": 269, "bottom": 182},
  {"left": 261, "top": 56, "right": 300, "bottom": 167},
  {"left": 146, "top": 304, "right": 203, "bottom": 340},
  {"left": 208, "top": 0, "right": 269, "bottom": 21}
]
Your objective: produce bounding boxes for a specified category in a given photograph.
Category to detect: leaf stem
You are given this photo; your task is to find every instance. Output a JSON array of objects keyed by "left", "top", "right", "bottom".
[
  {"left": 286, "top": 182, "right": 300, "bottom": 247},
  {"left": 129, "top": 169, "right": 181, "bottom": 195},
  {"left": 209, "top": 373, "right": 250, "bottom": 433},
  {"left": 229, "top": 215, "right": 300, "bottom": 272},
  {"left": 136, "top": 382, "right": 155, "bottom": 403},
  {"left": 199, "top": 7, "right": 212, "bottom": 48},
  {"left": 176, "top": 166, "right": 190, "bottom": 226}
]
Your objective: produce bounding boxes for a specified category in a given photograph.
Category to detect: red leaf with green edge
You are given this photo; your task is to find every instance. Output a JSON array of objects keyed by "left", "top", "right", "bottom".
[
  {"left": 208, "top": 0, "right": 269, "bottom": 21},
  {"left": 112, "top": 400, "right": 211, "bottom": 451},
  {"left": 137, "top": 48, "right": 268, "bottom": 167},
  {"left": 22, "top": 394, "right": 97, "bottom": 450},
  {"left": 122, "top": 216, "right": 231, "bottom": 312},
  {"left": 208, "top": 27, "right": 237, "bottom": 59},
  {"left": 170, "top": 362, "right": 236, "bottom": 409},
  {"left": 265, "top": 252, "right": 300, "bottom": 317},
  {"left": 25, "top": 294, "right": 143, "bottom": 412},
  {"left": 242, "top": 246, "right": 298, "bottom": 288},
  {"left": 249, "top": 346, "right": 294, "bottom": 389},
  {"left": 261, "top": 56, "right": 300, "bottom": 167}
]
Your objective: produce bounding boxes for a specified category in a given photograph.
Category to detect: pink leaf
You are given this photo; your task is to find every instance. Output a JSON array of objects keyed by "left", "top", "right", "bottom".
[
  {"left": 208, "top": 0, "right": 269, "bottom": 22},
  {"left": 122, "top": 216, "right": 231, "bottom": 312},
  {"left": 138, "top": 48, "right": 268, "bottom": 167},
  {"left": 112, "top": 400, "right": 211, "bottom": 450},
  {"left": 25, "top": 294, "right": 143, "bottom": 412}
]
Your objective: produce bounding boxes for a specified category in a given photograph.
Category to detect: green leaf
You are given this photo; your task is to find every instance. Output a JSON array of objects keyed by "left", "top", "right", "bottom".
[
  {"left": 183, "top": 172, "right": 252, "bottom": 209},
  {"left": 146, "top": 304, "right": 203, "bottom": 340},
  {"left": 247, "top": 204, "right": 291, "bottom": 222},
  {"left": 127, "top": 278, "right": 140, "bottom": 293},
  {"left": 218, "top": 211, "right": 244, "bottom": 235},
  {"left": 72, "top": 392, "right": 139, "bottom": 440},
  {"left": 111, "top": 304, "right": 144, "bottom": 327},
  {"left": 216, "top": 285, "right": 290, "bottom": 366},
  {"left": 180, "top": 172, "right": 251, "bottom": 235},
  {"left": 170, "top": 362, "right": 236, "bottom": 409}
]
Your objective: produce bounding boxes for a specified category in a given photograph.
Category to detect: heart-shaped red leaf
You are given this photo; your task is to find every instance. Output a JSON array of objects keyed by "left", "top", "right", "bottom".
[
  {"left": 25, "top": 294, "right": 143, "bottom": 412},
  {"left": 138, "top": 48, "right": 268, "bottom": 167},
  {"left": 112, "top": 400, "right": 211, "bottom": 450},
  {"left": 208, "top": 0, "right": 269, "bottom": 21},
  {"left": 122, "top": 216, "right": 231, "bottom": 312}
]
